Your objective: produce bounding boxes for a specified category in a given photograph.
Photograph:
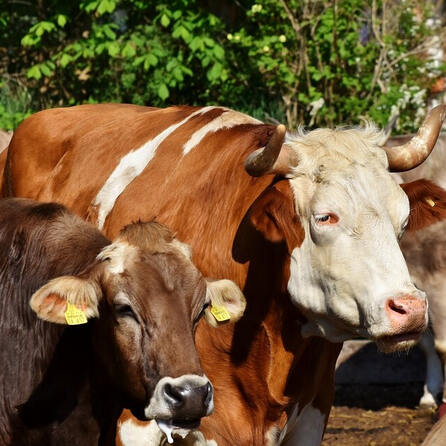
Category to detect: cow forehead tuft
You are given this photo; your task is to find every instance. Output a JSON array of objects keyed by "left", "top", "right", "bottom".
[
  {"left": 97, "top": 241, "right": 137, "bottom": 274},
  {"left": 286, "top": 125, "right": 389, "bottom": 177}
]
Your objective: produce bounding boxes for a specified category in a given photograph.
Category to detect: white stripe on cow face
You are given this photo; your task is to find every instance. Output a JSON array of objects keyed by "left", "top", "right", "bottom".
[
  {"left": 182, "top": 110, "right": 261, "bottom": 155},
  {"left": 92, "top": 106, "right": 217, "bottom": 229}
]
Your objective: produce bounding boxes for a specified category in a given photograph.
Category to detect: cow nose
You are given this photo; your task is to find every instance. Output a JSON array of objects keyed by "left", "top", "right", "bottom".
[
  {"left": 162, "top": 378, "right": 213, "bottom": 418},
  {"left": 386, "top": 294, "right": 427, "bottom": 333}
]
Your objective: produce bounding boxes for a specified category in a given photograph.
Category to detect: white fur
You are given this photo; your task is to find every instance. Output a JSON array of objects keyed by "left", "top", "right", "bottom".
[
  {"left": 282, "top": 126, "right": 426, "bottom": 343},
  {"left": 97, "top": 241, "right": 137, "bottom": 275},
  {"left": 118, "top": 418, "right": 165, "bottom": 446},
  {"left": 279, "top": 403, "right": 325, "bottom": 446},
  {"left": 93, "top": 106, "right": 216, "bottom": 229},
  {"left": 182, "top": 110, "right": 261, "bottom": 155}
]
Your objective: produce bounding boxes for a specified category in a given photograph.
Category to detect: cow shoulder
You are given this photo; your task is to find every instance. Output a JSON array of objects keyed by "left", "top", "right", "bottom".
[
  {"left": 401, "top": 179, "right": 446, "bottom": 231},
  {"left": 249, "top": 180, "right": 304, "bottom": 252}
]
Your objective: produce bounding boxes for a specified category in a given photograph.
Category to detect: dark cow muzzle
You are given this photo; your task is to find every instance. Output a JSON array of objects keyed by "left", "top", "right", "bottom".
[{"left": 144, "top": 374, "right": 213, "bottom": 442}]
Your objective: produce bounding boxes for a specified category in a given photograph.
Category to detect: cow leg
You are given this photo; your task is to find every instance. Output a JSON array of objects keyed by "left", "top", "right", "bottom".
[
  {"left": 278, "top": 403, "right": 326, "bottom": 446},
  {"left": 419, "top": 331, "right": 443, "bottom": 407}
]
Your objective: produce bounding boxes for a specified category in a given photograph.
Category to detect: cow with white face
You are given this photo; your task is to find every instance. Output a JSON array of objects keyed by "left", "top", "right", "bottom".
[
  {"left": 247, "top": 122, "right": 431, "bottom": 352},
  {"left": 3, "top": 104, "right": 446, "bottom": 445}
]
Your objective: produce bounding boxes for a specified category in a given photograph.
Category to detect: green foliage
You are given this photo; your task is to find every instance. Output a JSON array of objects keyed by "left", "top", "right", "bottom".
[{"left": 1, "top": 0, "right": 445, "bottom": 131}]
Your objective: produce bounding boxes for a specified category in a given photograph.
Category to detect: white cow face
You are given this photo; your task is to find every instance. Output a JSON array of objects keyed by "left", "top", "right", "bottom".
[{"left": 251, "top": 127, "right": 428, "bottom": 352}]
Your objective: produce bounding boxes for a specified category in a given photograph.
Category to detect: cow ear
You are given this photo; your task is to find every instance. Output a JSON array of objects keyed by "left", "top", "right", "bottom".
[
  {"left": 204, "top": 279, "right": 246, "bottom": 327},
  {"left": 401, "top": 179, "right": 446, "bottom": 231},
  {"left": 249, "top": 183, "right": 304, "bottom": 250},
  {"left": 30, "top": 276, "right": 102, "bottom": 325}
]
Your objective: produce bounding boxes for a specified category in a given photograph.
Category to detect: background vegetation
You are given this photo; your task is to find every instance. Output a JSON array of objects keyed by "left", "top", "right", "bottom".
[{"left": 1, "top": 0, "right": 445, "bottom": 131}]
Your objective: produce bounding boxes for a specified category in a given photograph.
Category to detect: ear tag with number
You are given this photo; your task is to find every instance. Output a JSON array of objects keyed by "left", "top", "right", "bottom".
[
  {"left": 65, "top": 302, "right": 88, "bottom": 325},
  {"left": 210, "top": 305, "right": 231, "bottom": 322}
]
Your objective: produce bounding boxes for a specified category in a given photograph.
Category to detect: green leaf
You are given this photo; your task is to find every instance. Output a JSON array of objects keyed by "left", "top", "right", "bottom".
[
  {"left": 207, "top": 62, "right": 222, "bottom": 81},
  {"left": 107, "top": 42, "right": 120, "bottom": 57},
  {"left": 60, "top": 53, "right": 72, "bottom": 67},
  {"left": 161, "top": 14, "right": 170, "bottom": 27},
  {"left": 122, "top": 43, "right": 136, "bottom": 58},
  {"left": 173, "top": 66, "right": 184, "bottom": 81},
  {"left": 97, "top": 0, "right": 116, "bottom": 15},
  {"left": 213, "top": 45, "right": 224, "bottom": 60},
  {"left": 103, "top": 25, "right": 117, "bottom": 40},
  {"left": 57, "top": 14, "right": 67, "bottom": 27},
  {"left": 21, "top": 35, "right": 36, "bottom": 47},
  {"left": 27, "top": 65, "right": 42, "bottom": 80},
  {"left": 40, "top": 64, "right": 52, "bottom": 76},
  {"left": 189, "top": 36, "right": 203, "bottom": 51},
  {"left": 158, "top": 84, "right": 169, "bottom": 100},
  {"left": 147, "top": 53, "right": 159, "bottom": 66}
]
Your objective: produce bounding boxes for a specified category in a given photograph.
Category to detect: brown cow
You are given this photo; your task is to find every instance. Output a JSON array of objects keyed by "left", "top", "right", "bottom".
[
  {"left": 3, "top": 104, "right": 446, "bottom": 445},
  {"left": 0, "top": 198, "right": 245, "bottom": 445}
]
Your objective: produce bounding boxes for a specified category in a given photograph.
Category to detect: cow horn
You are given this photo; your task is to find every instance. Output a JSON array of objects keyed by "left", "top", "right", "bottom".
[
  {"left": 383, "top": 105, "right": 446, "bottom": 172},
  {"left": 245, "top": 124, "right": 291, "bottom": 177}
]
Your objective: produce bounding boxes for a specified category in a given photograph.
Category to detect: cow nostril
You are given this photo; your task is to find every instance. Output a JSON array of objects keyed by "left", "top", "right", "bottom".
[
  {"left": 387, "top": 299, "right": 407, "bottom": 315},
  {"left": 163, "top": 383, "right": 184, "bottom": 408}
]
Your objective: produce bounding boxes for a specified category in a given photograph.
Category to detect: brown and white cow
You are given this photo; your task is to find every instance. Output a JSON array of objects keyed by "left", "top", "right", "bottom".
[
  {"left": 2, "top": 104, "right": 446, "bottom": 445},
  {"left": 388, "top": 133, "right": 446, "bottom": 410},
  {"left": 0, "top": 198, "right": 245, "bottom": 445}
]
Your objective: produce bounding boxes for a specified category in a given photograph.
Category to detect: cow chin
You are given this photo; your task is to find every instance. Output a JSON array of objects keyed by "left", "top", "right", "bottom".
[{"left": 375, "top": 332, "right": 424, "bottom": 353}]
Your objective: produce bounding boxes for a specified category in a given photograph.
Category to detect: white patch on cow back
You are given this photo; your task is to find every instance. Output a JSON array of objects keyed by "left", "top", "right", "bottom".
[
  {"left": 93, "top": 106, "right": 217, "bottom": 229},
  {"left": 279, "top": 403, "right": 325, "bottom": 446},
  {"left": 182, "top": 110, "right": 261, "bottom": 155},
  {"left": 118, "top": 418, "right": 164, "bottom": 446}
]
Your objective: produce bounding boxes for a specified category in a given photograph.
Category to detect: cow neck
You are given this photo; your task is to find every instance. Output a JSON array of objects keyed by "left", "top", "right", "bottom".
[
  {"left": 12, "top": 323, "right": 121, "bottom": 445},
  {"left": 191, "top": 174, "right": 336, "bottom": 442}
]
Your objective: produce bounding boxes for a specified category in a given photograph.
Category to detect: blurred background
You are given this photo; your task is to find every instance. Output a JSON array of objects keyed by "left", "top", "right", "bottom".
[{"left": 1, "top": 0, "right": 445, "bottom": 132}]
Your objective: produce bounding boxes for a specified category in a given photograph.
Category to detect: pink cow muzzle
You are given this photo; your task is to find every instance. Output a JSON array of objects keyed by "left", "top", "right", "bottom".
[
  {"left": 379, "top": 294, "right": 428, "bottom": 349},
  {"left": 386, "top": 294, "right": 427, "bottom": 331}
]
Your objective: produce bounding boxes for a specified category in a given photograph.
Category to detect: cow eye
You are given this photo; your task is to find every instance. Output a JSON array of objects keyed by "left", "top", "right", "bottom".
[
  {"left": 314, "top": 213, "right": 339, "bottom": 225},
  {"left": 114, "top": 304, "right": 137, "bottom": 320},
  {"left": 195, "top": 302, "right": 210, "bottom": 323}
]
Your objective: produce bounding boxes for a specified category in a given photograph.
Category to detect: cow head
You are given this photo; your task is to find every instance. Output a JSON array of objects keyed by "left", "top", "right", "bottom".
[
  {"left": 29, "top": 221, "right": 245, "bottom": 438},
  {"left": 246, "top": 105, "right": 446, "bottom": 352}
]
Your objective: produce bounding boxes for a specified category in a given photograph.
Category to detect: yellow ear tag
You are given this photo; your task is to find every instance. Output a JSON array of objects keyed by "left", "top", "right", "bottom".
[
  {"left": 425, "top": 197, "right": 436, "bottom": 207},
  {"left": 210, "top": 305, "right": 231, "bottom": 323},
  {"left": 65, "top": 302, "right": 88, "bottom": 325}
]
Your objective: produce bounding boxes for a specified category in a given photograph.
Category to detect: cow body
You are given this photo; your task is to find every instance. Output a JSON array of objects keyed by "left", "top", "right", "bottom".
[
  {"left": 0, "top": 197, "right": 244, "bottom": 445},
  {"left": 4, "top": 104, "right": 445, "bottom": 445},
  {"left": 390, "top": 133, "right": 446, "bottom": 408}
]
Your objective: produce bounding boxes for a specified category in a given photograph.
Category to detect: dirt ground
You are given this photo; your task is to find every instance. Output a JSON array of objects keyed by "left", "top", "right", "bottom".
[
  {"left": 322, "top": 384, "right": 437, "bottom": 445},
  {"left": 321, "top": 342, "right": 438, "bottom": 446}
]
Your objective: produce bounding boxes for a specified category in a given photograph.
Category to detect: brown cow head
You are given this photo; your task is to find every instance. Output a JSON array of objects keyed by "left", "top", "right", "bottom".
[{"left": 29, "top": 221, "right": 245, "bottom": 437}]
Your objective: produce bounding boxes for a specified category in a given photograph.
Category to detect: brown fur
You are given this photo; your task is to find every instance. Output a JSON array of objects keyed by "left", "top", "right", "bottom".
[
  {"left": 3, "top": 104, "right": 344, "bottom": 445},
  {"left": 0, "top": 198, "right": 215, "bottom": 446},
  {"left": 401, "top": 179, "right": 446, "bottom": 231}
]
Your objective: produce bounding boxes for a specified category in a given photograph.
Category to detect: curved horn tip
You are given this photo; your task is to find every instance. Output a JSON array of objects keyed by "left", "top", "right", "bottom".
[{"left": 276, "top": 124, "right": 287, "bottom": 134}]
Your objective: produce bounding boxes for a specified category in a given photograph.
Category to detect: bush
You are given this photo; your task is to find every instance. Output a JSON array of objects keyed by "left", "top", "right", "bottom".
[{"left": 1, "top": 0, "right": 445, "bottom": 131}]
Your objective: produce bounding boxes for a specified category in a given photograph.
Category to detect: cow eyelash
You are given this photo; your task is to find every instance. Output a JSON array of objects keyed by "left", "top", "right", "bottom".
[
  {"left": 314, "top": 213, "right": 339, "bottom": 225},
  {"left": 114, "top": 304, "right": 137, "bottom": 320}
]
